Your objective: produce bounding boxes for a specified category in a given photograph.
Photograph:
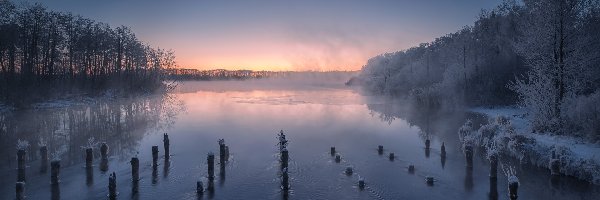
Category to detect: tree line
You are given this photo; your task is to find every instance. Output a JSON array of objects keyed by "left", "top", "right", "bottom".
[
  {"left": 0, "top": 1, "right": 176, "bottom": 107},
  {"left": 357, "top": 0, "right": 600, "bottom": 139}
]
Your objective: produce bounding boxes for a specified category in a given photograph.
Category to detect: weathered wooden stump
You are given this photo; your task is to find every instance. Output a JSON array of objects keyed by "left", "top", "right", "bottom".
[
  {"left": 100, "top": 143, "right": 109, "bottom": 160},
  {"left": 464, "top": 145, "right": 473, "bottom": 168},
  {"left": 108, "top": 172, "right": 117, "bottom": 199},
  {"left": 85, "top": 148, "right": 93, "bottom": 168},
  {"left": 208, "top": 153, "right": 215, "bottom": 181},
  {"left": 40, "top": 146, "right": 48, "bottom": 173},
  {"left": 163, "top": 133, "right": 170, "bottom": 160},
  {"left": 152, "top": 146, "right": 159, "bottom": 166},
  {"left": 130, "top": 157, "right": 139, "bottom": 181}
]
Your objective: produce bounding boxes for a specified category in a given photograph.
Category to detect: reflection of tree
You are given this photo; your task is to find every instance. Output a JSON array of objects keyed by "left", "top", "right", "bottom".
[
  {"left": 366, "top": 99, "right": 470, "bottom": 143},
  {"left": 0, "top": 93, "right": 184, "bottom": 169}
]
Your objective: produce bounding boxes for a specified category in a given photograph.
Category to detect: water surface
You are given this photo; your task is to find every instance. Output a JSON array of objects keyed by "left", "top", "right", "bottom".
[{"left": 1, "top": 80, "right": 598, "bottom": 199}]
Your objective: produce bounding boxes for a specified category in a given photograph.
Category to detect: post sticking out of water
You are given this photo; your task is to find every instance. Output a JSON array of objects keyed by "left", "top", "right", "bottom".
[
  {"left": 51, "top": 160, "right": 60, "bottom": 185},
  {"left": 464, "top": 145, "right": 473, "bottom": 168},
  {"left": 208, "top": 153, "right": 215, "bottom": 181},
  {"left": 164, "top": 133, "right": 170, "bottom": 160},
  {"left": 509, "top": 181, "right": 519, "bottom": 200},
  {"left": 130, "top": 157, "right": 139, "bottom": 181},
  {"left": 378, "top": 145, "right": 383, "bottom": 155},
  {"left": 441, "top": 142, "right": 446, "bottom": 157},
  {"left": 16, "top": 182, "right": 25, "bottom": 200},
  {"left": 40, "top": 146, "right": 48, "bottom": 173},
  {"left": 85, "top": 148, "right": 93, "bottom": 168},
  {"left": 219, "top": 139, "right": 226, "bottom": 163},
  {"left": 335, "top": 154, "right": 341, "bottom": 163},
  {"left": 330, "top": 147, "right": 336, "bottom": 156},
  {"left": 408, "top": 164, "right": 415, "bottom": 173},
  {"left": 425, "top": 139, "right": 431, "bottom": 149},
  {"left": 426, "top": 176, "right": 435, "bottom": 186},
  {"left": 281, "top": 148, "right": 289, "bottom": 169},
  {"left": 345, "top": 166, "right": 353, "bottom": 175},
  {"left": 152, "top": 146, "right": 159, "bottom": 166},
  {"left": 108, "top": 172, "right": 117, "bottom": 199},
  {"left": 17, "top": 149, "right": 26, "bottom": 182},
  {"left": 100, "top": 143, "right": 109, "bottom": 160},
  {"left": 490, "top": 154, "right": 498, "bottom": 179},
  {"left": 389, "top": 153, "right": 395, "bottom": 161},
  {"left": 225, "top": 145, "right": 230, "bottom": 160},
  {"left": 550, "top": 159, "right": 560, "bottom": 176},
  {"left": 197, "top": 181, "right": 204, "bottom": 194},
  {"left": 358, "top": 177, "right": 365, "bottom": 189}
]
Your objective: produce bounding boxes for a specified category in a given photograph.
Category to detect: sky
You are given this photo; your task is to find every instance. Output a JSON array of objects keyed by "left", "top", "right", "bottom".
[{"left": 20, "top": 0, "right": 502, "bottom": 71}]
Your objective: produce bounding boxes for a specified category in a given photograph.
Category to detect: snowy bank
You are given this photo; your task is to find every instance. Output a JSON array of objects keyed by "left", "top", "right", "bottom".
[{"left": 465, "top": 106, "right": 600, "bottom": 184}]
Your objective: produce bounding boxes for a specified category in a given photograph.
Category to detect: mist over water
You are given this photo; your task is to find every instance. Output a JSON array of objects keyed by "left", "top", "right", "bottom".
[{"left": 1, "top": 79, "right": 598, "bottom": 199}]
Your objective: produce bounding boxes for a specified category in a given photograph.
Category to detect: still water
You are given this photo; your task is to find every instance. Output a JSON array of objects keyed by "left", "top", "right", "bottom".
[{"left": 1, "top": 80, "right": 599, "bottom": 200}]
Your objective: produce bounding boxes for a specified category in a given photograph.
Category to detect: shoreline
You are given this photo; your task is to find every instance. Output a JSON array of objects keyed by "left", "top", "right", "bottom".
[{"left": 467, "top": 106, "right": 600, "bottom": 184}]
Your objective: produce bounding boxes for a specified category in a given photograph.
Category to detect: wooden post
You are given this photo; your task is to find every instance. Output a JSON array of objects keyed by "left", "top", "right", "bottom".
[
  {"left": 40, "top": 146, "right": 48, "bottom": 173},
  {"left": 207, "top": 153, "right": 215, "bottom": 181},
  {"left": 108, "top": 172, "right": 117, "bottom": 199},
  {"left": 85, "top": 148, "right": 93, "bottom": 168},
  {"left": 100, "top": 143, "right": 109, "bottom": 160},
  {"left": 152, "top": 146, "right": 159, "bottom": 166},
  {"left": 378, "top": 145, "right": 383, "bottom": 155},
  {"left": 330, "top": 147, "right": 336, "bottom": 155},
  {"left": 281, "top": 149, "right": 289, "bottom": 169},
  {"left": 130, "top": 157, "right": 139, "bottom": 181},
  {"left": 163, "top": 133, "right": 170, "bottom": 160}
]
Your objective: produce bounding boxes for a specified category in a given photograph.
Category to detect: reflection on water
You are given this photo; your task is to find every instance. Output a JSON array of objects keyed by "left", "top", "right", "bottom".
[{"left": 0, "top": 80, "right": 599, "bottom": 200}]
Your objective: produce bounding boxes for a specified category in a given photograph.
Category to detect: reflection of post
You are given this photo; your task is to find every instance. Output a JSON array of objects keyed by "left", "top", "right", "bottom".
[
  {"left": 40, "top": 146, "right": 48, "bottom": 173},
  {"left": 163, "top": 133, "right": 170, "bottom": 160},
  {"left": 508, "top": 181, "right": 519, "bottom": 200},
  {"left": 108, "top": 172, "right": 117, "bottom": 200},
  {"left": 489, "top": 177, "right": 498, "bottom": 200},
  {"left": 51, "top": 160, "right": 60, "bottom": 185},
  {"left": 464, "top": 145, "right": 473, "bottom": 168},
  {"left": 17, "top": 149, "right": 26, "bottom": 182},
  {"left": 86, "top": 167, "right": 94, "bottom": 186},
  {"left": 441, "top": 142, "right": 446, "bottom": 157},
  {"left": 464, "top": 167, "right": 473, "bottom": 191},
  {"left": 281, "top": 167, "right": 289, "bottom": 191},
  {"left": 489, "top": 154, "right": 498, "bottom": 179},
  {"left": 51, "top": 184, "right": 60, "bottom": 200},
  {"left": 16, "top": 182, "right": 25, "bottom": 200},
  {"left": 85, "top": 148, "right": 93, "bottom": 168}
]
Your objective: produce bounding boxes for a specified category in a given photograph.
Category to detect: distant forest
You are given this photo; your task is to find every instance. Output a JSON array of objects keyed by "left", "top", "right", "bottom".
[
  {"left": 357, "top": 0, "right": 600, "bottom": 138},
  {"left": 0, "top": 1, "right": 176, "bottom": 107},
  {"left": 166, "top": 68, "right": 357, "bottom": 81}
]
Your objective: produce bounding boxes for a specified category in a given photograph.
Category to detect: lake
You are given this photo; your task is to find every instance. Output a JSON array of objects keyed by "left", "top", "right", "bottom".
[{"left": 1, "top": 80, "right": 599, "bottom": 200}]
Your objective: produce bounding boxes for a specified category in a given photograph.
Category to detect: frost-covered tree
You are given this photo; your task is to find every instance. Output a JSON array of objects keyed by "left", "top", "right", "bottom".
[{"left": 512, "top": 0, "right": 599, "bottom": 133}]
